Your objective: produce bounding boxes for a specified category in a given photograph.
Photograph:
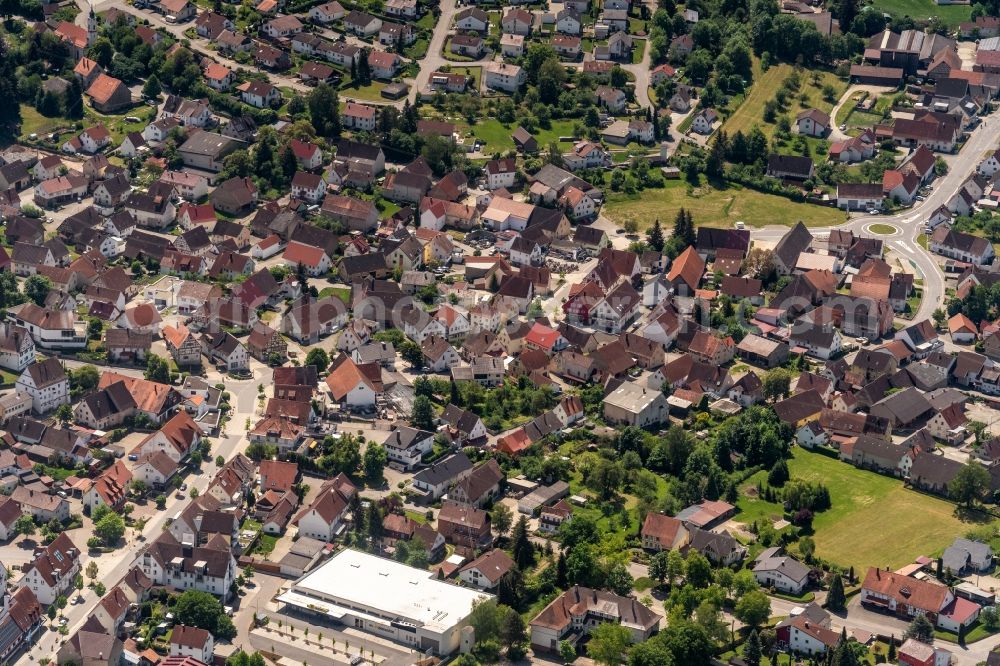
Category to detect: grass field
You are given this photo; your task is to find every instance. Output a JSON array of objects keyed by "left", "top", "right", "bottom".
[
  {"left": 869, "top": 223, "right": 898, "bottom": 234},
  {"left": 840, "top": 107, "right": 884, "bottom": 132},
  {"left": 19, "top": 103, "right": 155, "bottom": 146},
  {"left": 340, "top": 80, "right": 388, "bottom": 101},
  {"left": 603, "top": 179, "right": 847, "bottom": 230},
  {"left": 722, "top": 63, "right": 848, "bottom": 140},
  {"left": 19, "top": 105, "right": 75, "bottom": 140},
  {"left": 740, "top": 448, "right": 997, "bottom": 572},
  {"left": 470, "top": 118, "right": 579, "bottom": 153},
  {"left": 871, "top": 0, "right": 971, "bottom": 27}
]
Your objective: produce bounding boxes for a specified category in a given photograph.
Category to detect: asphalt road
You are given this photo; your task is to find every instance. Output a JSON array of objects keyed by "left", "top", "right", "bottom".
[
  {"left": 753, "top": 109, "right": 1000, "bottom": 325},
  {"left": 13, "top": 361, "right": 270, "bottom": 666}
]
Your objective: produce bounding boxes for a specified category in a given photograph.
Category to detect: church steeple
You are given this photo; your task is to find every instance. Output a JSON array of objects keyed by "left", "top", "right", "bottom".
[{"left": 87, "top": 4, "right": 97, "bottom": 46}]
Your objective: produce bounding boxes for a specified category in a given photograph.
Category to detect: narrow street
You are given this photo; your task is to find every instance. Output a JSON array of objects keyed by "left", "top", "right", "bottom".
[{"left": 14, "top": 361, "right": 270, "bottom": 666}]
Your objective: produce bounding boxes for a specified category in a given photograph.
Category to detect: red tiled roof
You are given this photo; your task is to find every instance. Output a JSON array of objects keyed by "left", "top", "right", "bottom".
[
  {"left": 283, "top": 240, "right": 326, "bottom": 268},
  {"left": 86, "top": 73, "right": 127, "bottom": 105}
]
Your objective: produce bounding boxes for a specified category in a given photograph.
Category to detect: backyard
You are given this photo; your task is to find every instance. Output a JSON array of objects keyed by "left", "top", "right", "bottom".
[
  {"left": 738, "top": 448, "right": 995, "bottom": 572},
  {"left": 17, "top": 103, "right": 156, "bottom": 148},
  {"left": 604, "top": 179, "right": 846, "bottom": 230},
  {"left": 340, "top": 79, "right": 388, "bottom": 102},
  {"left": 449, "top": 66, "right": 482, "bottom": 90},
  {"left": 836, "top": 90, "right": 905, "bottom": 134},
  {"left": 19, "top": 105, "right": 76, "bottom": 140},
  {"left": 722, "top": 63, "right": 848, "bottom": 140},
  {"left": 469, "top": 118, "right": 580, "bottom": 153}
]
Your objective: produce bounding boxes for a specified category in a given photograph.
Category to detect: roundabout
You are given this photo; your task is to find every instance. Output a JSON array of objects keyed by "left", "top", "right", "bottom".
[{"left": 864, "top": 222, "right": 901, "bottom": 236}]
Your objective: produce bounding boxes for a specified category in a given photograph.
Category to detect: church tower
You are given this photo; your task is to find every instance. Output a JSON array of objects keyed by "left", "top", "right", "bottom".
[{"left": 87, "top": 5, "right": 97, "bottom": 46}]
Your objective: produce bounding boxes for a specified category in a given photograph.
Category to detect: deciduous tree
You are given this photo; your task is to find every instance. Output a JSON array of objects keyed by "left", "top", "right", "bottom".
[
  {"left": 587, "top": 622, "right": 632, "bottom": 666},
  {"left": 734, "top": 590, "right": 771, "bottom": 628},
  {"left": 949, "top": 458, "right": 991, "bottom": 508}
]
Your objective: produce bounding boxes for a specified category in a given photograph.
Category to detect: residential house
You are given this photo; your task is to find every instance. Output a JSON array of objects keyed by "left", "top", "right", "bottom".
[
  {"left": 437, "top": 500, "right": 492, "bottom": 549},
  {"left": 529, "top": 587, "right": 660, "bottom": 653},
  {"left": 291, "top": 474, "right": 356, "bottom": 541},
  {"left": 753, "top": 547, "right": 811, "bottom": 595},
  {"left": 796, "top": 108, "right": 830, "bottom": 137},
  {"left": 16, "top": 358, "right": 69, "bottom": 414},
  {"left": 18, "top": 534, "right": 80, "bottom": 604}
]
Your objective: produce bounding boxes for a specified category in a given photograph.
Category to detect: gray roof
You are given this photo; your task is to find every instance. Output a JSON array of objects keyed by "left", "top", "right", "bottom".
[
  {"left": 384, "top": 425, "right": 433, "bottom": 451},
  {"left": 412, "top": 451, "right": 473, "bottom": 487},
  {"left": 942, "top": 537, "right": 992, "bottom": 573},
  {"left": 179, "top": 131, "right": 240, "bottom": 157},
  {"left": 440, "top": 403, "right": 483, "bottom": 435},
  {"left": 753, "top": 551, "right": 810, "bottom": 583},
  {"left": 871, "top": 387, "right": 933, "bottom": 425}
]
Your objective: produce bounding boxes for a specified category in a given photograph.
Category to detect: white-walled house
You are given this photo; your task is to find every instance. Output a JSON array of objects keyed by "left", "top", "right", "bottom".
[
  {"left": 291, "top": 474, "right": 356, "bottom": 541},
  {"left": 752, "top": 548, "right": 810, "bottom": 595},
  {"left": 18, "top": 533, "right": 80, "bottom": 605},
  {"left": 0, "top": 323, "right": 36, "bottom": 373},
  {"left": 16, "top": 358, "right": 69, "bottom": 414}
]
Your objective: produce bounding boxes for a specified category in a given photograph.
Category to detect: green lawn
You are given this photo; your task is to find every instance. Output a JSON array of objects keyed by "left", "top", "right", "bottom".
[
  {"left": 836, "top": 89, "right": 901, "bottom": 134},
  {"left": 318, "top": 286, "right": 351, "bottom": 304},
  {"left": 19, "top": 105, "right": 76, "bottom": 140},
  {"left": 450, "top": 66, "right": 482, "bottom": 90},
  {"left": 868, "top": 223, "right": 897, "bottom": 234},
  {"left": 405, "top": 510, "right": 429, "bottom": 524},
  {"left": 253, "top": 533, "right": 278, "bottom": 556},
  {"left": 34, "top": 464, "right": 81, "bottom": 482},
  {"left": 340, "top": 80, "right": 389, "bottom": 101},
  {"left": 404, "top": 37, "right": 429, "bottom": 59},
  {"left": 415, "top": 12, "right": 436, "bottom": 29},
  {"left": 840, "top": 107, "right": 885, "bottom": 133},
  {"left": 677, "top": 112, "right": 695, "bottom": 133},
  {"left": 722, "top": 62, "right": 848, "bottom": 140},
  {"left": 470, "top": 118, "right": 579, "bottom": 153},
  {"left": 738, "top": 448, "right": 999, "bottom": 572},
  {"left": 603, "top": 179, "right": 847, "bottom": 230},
  {"left": 631, "top": 39, "right": 646, "bottom": 65},
  {"left": 871, "top": 0, "right": 971, "bottom": 27},
  {"left": 85, "top": 106, "right": 157, "bottom": 145}
]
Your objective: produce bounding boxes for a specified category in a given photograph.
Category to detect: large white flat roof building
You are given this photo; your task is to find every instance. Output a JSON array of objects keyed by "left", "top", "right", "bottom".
[{"left": 278, "top": 548, "right": 491, "bottom": 655}]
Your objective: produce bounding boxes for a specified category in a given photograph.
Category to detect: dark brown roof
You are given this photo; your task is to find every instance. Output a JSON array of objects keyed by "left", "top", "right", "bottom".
[
  {"left": 773, "top": 389, "right": 825, "bottom": 424},
  {"left": 773, "top": 221, "right": 813, "bottom": 269}
]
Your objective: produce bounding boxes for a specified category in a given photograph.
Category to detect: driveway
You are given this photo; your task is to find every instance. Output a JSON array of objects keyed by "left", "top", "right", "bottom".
[{"left": 826, "top": 84, "right": 897, "bottom": 143}]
